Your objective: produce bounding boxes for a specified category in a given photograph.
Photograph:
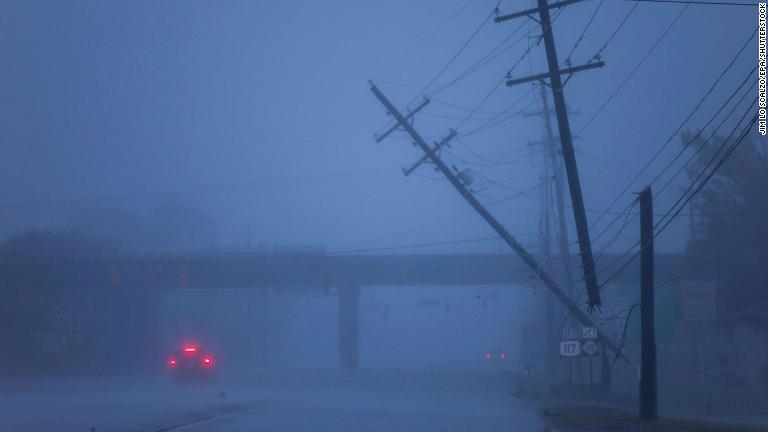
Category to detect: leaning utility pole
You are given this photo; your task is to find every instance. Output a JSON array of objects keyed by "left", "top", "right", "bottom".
[
  {"left": 639, "top": 186, "right": 658, "bottom": 420},
  {"left": 496, "top": 0, "right": 604, "bottom": 309},
  {"left": 370, "top": 82, "right": 628, "bottom": 362}
]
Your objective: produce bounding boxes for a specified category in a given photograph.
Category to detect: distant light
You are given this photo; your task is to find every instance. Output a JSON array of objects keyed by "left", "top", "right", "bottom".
[
  {"left": 183, "top": 345, "right": 197, "bottom": 354},
  {"left": 484, "top": 352, "right": 492, "bottom": 360},
  {"left": 202, "top": 356, "right": 213, "bottom": 367},
  {"left": 500, "top": 352, "right": 508, "bottom": 360},
  {"left": 168, "top": 358, "right": 177, "bottom": 367}
]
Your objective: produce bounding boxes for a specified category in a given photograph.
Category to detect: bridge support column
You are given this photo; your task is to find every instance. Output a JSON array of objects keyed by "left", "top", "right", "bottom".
[{"left": 338, "top": 284, "right": 360, "bottom": 370}]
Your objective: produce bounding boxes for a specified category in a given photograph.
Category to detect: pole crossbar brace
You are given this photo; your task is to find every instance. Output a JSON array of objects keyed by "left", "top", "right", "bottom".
[
  {"left": 369, "top": 82, "right": 628, "bottom": 363},
  {"left": 495, "top": 0, "right": 586, "bottom": 22},
  {"left": 403, "top": 129, "right": 456, "bottom": 176},
  {"left": 506, "top": 61, "right": 604, "bottom": 87},
  {"left": 375, "top": 97, "right": 430, "bottom": 143}
]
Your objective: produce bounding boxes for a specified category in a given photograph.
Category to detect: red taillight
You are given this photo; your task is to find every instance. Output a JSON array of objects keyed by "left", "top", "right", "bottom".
[
  {"left": 168, "top": 358, "right": 177, "bottom": 367},
  {"left": 201, "top": 356, "right": 213, "bottom": 367},
  {"left": 484, "top": 352, "right": 492, "bottom": 360},
  {"left": 183, "top": 345, "right": 197, "bottom": 354}
]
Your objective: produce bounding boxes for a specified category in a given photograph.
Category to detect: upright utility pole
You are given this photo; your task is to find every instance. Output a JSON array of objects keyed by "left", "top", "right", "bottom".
[
  {"left": 639, "top": 186, "right": 658, "bottom": 420},
  {"left": 529, "top": 82, "right": 576, "bottom": 299},
  {"left": 369, "top": 82, "right": 629, "bottom": 363},
  {"left": 528, "top": 82, "right": 566, "bottom": 374},
  {"left": 535, "top": 128, "right": 556, "bottom": 373},
  {"left": 528, "top": 82, "right": 582, "bottom": 381},
  {"left": 496, "top": 0, "right": 604, "bottom": 309}
]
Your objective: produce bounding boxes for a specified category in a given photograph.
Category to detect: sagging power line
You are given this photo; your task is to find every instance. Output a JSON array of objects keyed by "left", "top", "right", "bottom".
[{"left": 369, "top": 81, "right": 628, "bottom": 361}]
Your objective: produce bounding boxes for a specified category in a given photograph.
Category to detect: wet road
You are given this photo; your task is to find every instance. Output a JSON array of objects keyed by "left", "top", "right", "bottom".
[{"left": 0, "top": 369, "right": 546, "bottom": 432}]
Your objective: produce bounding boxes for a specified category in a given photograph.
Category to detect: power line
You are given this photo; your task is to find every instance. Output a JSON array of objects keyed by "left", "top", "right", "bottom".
[
  {"left": 593, "top": 200, "right": 640, "bottom": 263},
  {"left": 591, "top": 1, "right": 640, "bottom": 61},
  {"left": 562, "top": 0, "right": 605, "bottom": 65},
  {"left": 653, "top": 94, "right": 757, "bottom": 234},
  {"left": 648, "top": 31, "right": 758, "bottom": 190},
  {"left": 371, "top": 0, "right": 479, "bottom": 79},
  {"left": 598, "top": 119, "right": 753, "bottom": 286},
  {"left": 454, "top": 135, "right": 531, "bottom": 166},
  {"left": 445, "top": 148, "right": 537, "bottom": 168},
  {"left": 431, "top": 98, "right": 508, "bottom": 115},
  {"left": 587, "top": 71, "right": 755, "bottom": 257},
  {"left": 579, "top": 2, "right": 690, "bottom": 135},
  {"left": 332, "top": 177, "right": 553, "bottom": 251},
  {"left": 429, "top": 6, "right": 568, "bottom": 135},
  {"left": 620, "top": 0, "right": 758, "bottom": 6},
  {"left": 431, "top": 5, "right": 567, "bottom": 98},
  {"left": 373, "top": 2, "right": 498, "bottom": 137},
  {"left": 655, "top": 71, "right": 757, "bottom": 197},
  {"left": 429, "top": 21, "right": 531, "bottom": 96},
  {"left": 461, "top": 89, "right": 539, "bottom": 135},
  {"left": 418, "top": 110, "right": 509, "bottom": 122},
  {"left": 328, "top": 236, "right": 502, "bottom": 255},
  {"left": 653, "top": 107, "right": 757, "bottom": 238},
  {"left": 582, "top": 27, "right": 755, "bottom": 237},
  {"left": 656, "top": 232, "right": 768, "bottom": 289},
  {"left": 598, "top": 110, "right": 757, "bottom": 288},
  {"left": 453, "top": 76, "right": 509, "bottom": 131},
  {"left": 406, "top": 4, "right": 498, "bottom": 106}
]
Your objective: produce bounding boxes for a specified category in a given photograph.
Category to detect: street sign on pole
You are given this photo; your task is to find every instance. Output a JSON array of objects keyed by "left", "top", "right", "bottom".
[{"left": 560, "top": 340, "right": 581, "bottom": 357}]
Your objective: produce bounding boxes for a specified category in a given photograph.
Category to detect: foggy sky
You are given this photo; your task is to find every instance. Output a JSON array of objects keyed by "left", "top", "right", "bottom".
[{"left": 0, "top": 0, "right": 755, "bottom": 255}]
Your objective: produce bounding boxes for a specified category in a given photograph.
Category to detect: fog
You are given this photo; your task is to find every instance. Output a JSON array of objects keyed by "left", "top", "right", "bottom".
[{"left": 0, "top": 0, "right": 764, "bottom": 431}]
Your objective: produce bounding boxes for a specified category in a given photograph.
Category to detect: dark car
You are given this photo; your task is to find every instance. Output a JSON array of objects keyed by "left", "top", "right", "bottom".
[{"left": 167, "top": 344, "right": 216, "bottom": 378}]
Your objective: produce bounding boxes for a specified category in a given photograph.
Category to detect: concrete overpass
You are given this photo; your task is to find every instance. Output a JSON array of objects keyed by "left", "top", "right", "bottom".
[{"left": 71, "top": 251, "right": 685, "bottom": 369}]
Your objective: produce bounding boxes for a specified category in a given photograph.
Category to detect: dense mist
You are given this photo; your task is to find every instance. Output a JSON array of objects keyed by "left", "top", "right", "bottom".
[{"left": 0, "top": 1, "right": 763, "bottom": 431}]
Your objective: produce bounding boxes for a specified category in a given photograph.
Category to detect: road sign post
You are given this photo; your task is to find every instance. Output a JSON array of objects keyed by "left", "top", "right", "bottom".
[{"left": 581, "top": 339, "right": 600, "bottom": 384}]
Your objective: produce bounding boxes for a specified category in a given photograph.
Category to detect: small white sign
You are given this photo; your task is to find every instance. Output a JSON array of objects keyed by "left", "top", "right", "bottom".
[
  {"left": 559, "top": 340, "right": 581, "bottom": 357},
  {"left": 582, "top": 339, "right": 600, "bottom": 357},
  {"left": 561, "top": 328, "right": 578, "bottom": 340},
  {"left": 582, "top": 327, "right": 598, "bottom": 339}
]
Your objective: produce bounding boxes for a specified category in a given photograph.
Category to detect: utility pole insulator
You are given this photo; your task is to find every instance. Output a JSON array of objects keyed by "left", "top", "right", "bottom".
[
  {"left": 403, "top": 129, "right": 456, "bottom": 176},
  {"left": 506, "top": 61, "right": 604, "bottom": 88},
  {"left": 494, "top": 0, "right": 586, "bottom": 22},
  {"left": 375, "top": 97, "right": 430, "bottom": 143}
]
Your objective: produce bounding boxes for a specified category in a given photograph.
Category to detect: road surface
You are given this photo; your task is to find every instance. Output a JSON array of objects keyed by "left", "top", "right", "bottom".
[{"left": 0, "top": 369, "right": 547, "bottom": 431}]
